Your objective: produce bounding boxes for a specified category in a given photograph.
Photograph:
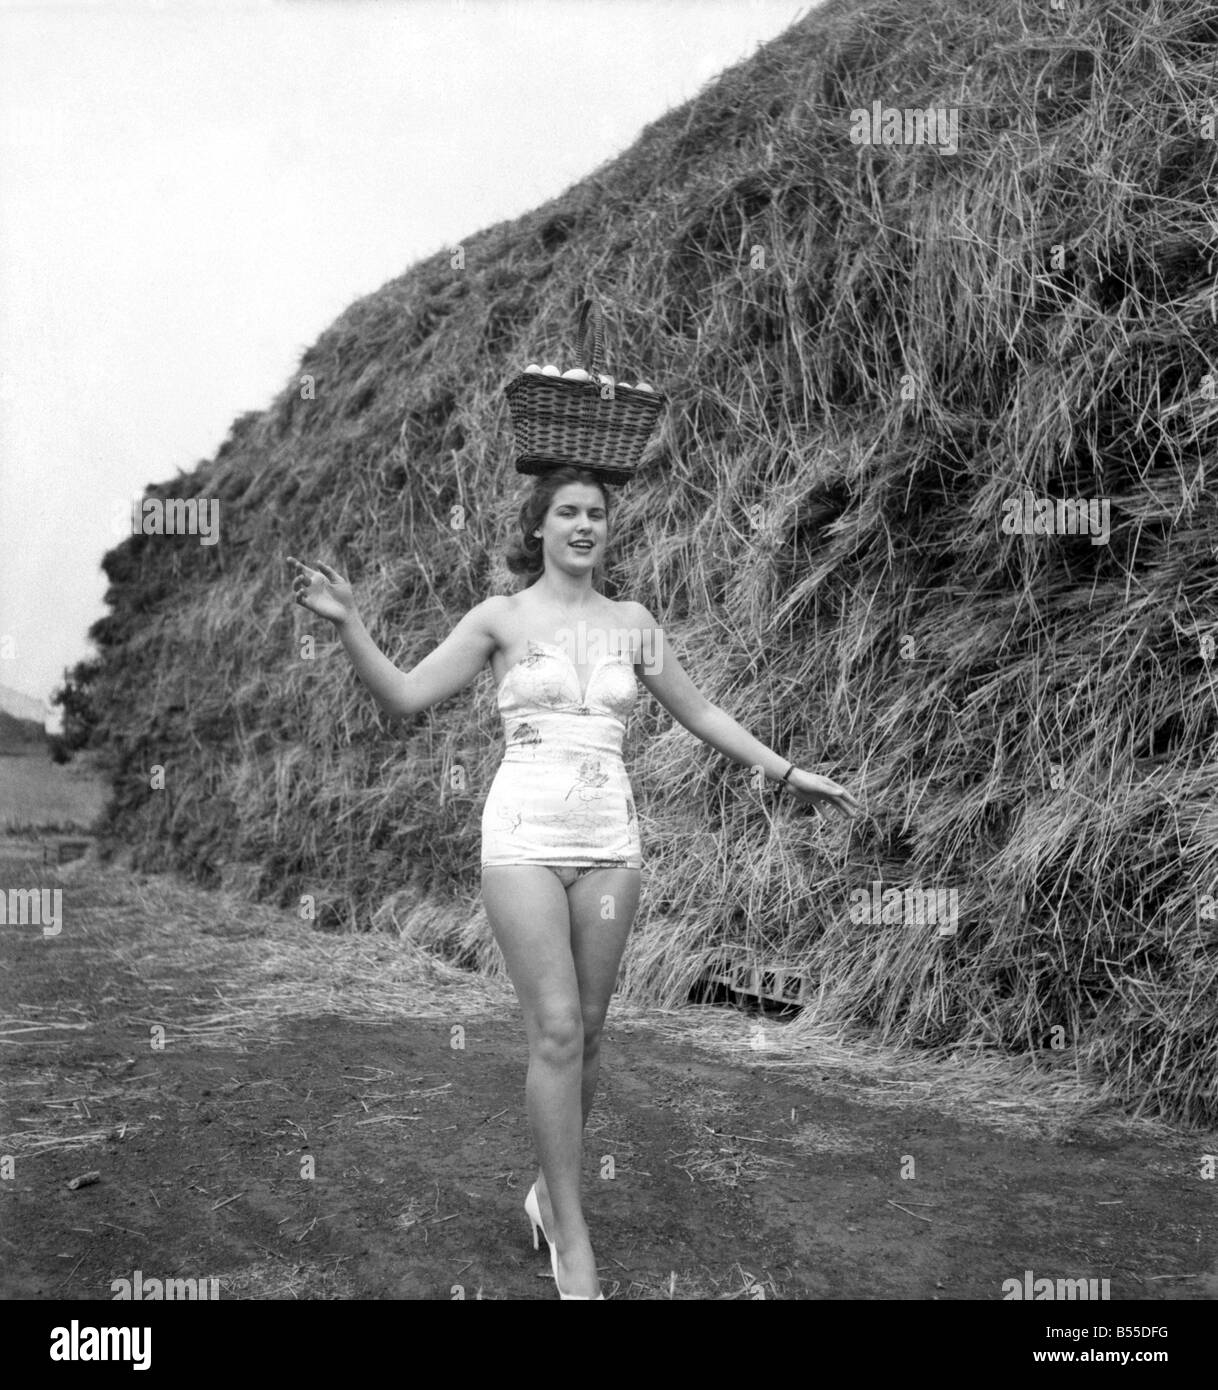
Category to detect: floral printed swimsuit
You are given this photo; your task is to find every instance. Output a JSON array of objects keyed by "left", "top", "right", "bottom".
[{"left": 481, "top": 639, "right": 642, "bottom": 874}]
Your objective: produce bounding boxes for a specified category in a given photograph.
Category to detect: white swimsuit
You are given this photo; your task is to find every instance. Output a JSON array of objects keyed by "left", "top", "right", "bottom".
[{"left": 481, "top": 639, "right": 643, "bottom": 870}]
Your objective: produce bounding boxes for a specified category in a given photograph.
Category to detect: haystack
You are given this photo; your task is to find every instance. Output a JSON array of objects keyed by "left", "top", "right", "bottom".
[{"left": 79, "top": 0, "right": 1218, "bottom": 1125}]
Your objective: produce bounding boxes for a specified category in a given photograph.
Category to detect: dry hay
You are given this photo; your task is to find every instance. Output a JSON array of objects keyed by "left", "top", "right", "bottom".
[{"left": 73, "top": 857, "right": 517, "bottom": 1047}]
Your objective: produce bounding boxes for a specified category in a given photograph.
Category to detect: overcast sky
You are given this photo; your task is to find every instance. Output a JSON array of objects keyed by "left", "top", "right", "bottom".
[{"left": 0, "top": 0, "right": 811, "bottom": 730}]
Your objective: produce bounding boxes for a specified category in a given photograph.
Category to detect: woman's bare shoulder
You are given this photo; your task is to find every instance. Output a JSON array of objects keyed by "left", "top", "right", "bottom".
[{"left": 615, "top": 597, "right": 658, "bottom": 630}]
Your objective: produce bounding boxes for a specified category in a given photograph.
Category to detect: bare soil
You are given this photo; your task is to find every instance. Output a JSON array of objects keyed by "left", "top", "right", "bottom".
[{"left": 1, "top": 828, "right": 1215, "bottom": 1302}]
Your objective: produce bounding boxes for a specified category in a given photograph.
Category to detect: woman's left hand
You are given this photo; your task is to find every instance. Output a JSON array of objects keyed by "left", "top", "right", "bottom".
[{"left": 783, "top": 767, "right": 862, "bottom": 820}]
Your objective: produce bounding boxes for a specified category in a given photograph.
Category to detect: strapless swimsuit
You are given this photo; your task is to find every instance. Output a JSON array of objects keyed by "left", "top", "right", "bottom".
[{"left": 481, "top": 638, "right": 643, "bottom": 882}]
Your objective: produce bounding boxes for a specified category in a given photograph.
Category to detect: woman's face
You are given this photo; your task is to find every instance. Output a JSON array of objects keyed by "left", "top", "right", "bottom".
[{"left": 538, "top": 482, "right": 608, "bottom": 571}]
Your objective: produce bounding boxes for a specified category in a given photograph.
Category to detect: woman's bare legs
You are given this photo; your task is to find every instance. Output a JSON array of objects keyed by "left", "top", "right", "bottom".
[
  {"left": 533, "top": 867, "right": 640, "bottom": 1228},
  {"left": 482, "top": 865, "right": 641, "bottom": 1297}
]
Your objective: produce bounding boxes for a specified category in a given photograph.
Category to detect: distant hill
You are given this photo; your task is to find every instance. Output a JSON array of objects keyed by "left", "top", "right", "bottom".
[
  {"left": 0, "top": 713, "right": 45, "bottom": 754},
  {"left": 0, "top": 684, "right": 48, "bottom": 751},
  {"left": 0, "top": 683, "right": 49, "bottom": 725}
]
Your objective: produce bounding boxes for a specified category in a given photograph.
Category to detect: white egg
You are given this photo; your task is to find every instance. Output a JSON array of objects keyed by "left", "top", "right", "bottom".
[
  {"left": 597, "top": 373, "right": 614, "bottom": 385},
  {"left": 524, "top": 363, "right": 542, "bottom": 374},
  {"left": 561, "top": 367, "right": 591, "bottom": 381},
  {"left": 634, "top": 381, "right": 655, "bottom": 392},
  {"left": 541, "top": 364, "right": 561, "bottom": 377}
]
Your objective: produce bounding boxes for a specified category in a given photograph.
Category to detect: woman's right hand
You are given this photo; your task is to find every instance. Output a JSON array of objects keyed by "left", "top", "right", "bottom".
[{"left": 287, "top": 556, "right": 359, "bottom": 627}]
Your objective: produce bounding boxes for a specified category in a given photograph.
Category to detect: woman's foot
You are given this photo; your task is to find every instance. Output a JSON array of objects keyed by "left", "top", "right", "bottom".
[
  {"left": 551, "top": 1228, "right": 601, "bottom": 1299},
  {"left": 535, "top": 1173, "right": 600, "bottom": 1298}
]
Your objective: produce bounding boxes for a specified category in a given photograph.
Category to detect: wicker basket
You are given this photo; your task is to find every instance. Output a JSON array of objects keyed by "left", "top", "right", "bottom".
[{"left": 504, "top": 295, "right": 664, "bottom": 483}]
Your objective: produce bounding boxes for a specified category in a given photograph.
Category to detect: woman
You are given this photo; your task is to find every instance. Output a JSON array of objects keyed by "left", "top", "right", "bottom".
[{"left": 288, "top": 464, "right": 860, "bottom": 1299}]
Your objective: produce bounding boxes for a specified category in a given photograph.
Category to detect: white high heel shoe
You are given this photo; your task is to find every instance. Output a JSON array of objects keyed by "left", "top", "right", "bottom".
[
  {"left": 524, "top": 1183, "right": 551, "bottom": 1252},
  {"left": 525, "top": 1183, "right": 605, "bottom": 1299}
]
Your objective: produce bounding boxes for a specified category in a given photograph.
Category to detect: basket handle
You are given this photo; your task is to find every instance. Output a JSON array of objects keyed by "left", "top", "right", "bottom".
[{"left": 576, "top": 296, "right": 605, "bottom": 377}]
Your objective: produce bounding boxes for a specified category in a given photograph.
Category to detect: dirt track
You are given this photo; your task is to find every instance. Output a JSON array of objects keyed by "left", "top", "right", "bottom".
[{"left": 1, "top": 831, "right": 1215, "bottom": 1302}]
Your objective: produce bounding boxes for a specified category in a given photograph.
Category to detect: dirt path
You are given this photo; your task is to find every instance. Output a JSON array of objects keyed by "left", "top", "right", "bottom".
[{"left": 1, "top": 832, "right": 1215, "bottom": 1302}]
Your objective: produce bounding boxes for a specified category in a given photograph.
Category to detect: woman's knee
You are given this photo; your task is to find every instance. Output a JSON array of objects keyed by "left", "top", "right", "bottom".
[{"left": 530, "top": 1004, "right": 584, "bottom": 1064}]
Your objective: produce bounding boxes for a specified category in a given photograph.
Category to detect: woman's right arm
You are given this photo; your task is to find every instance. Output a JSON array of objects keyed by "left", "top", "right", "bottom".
[{"left": 288, "top": 557, "right": 501, "bottom": 718}]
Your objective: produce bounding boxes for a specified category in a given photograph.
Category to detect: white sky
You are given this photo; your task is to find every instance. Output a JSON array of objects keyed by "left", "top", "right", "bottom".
[{"left": 0, "top": 0, "right": 811, "bottom": 730}]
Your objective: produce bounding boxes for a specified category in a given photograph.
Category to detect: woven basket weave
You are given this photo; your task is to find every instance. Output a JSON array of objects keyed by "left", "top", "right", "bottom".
[{"left": 504, "top": 295, "right": 664, "bottom": 484}]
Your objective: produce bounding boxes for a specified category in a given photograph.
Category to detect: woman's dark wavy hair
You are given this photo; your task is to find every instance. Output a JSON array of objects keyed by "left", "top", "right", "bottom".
[{"left": 504, "top": 465, "right": 611, "bottom": 587}]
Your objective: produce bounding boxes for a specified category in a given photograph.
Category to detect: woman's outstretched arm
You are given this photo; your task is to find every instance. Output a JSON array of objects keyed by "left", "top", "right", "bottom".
[
  {"left": 627, "top": 601, "right": 861, "bottom": 820},
  {"left": 288, "top": 557, "right": 500, "bottom": 718}
]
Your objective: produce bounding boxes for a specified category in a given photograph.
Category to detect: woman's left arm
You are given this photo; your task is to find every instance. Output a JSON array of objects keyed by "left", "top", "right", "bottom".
[{"left": 628, "top": 604, "right": 862, "bottom": 821}]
